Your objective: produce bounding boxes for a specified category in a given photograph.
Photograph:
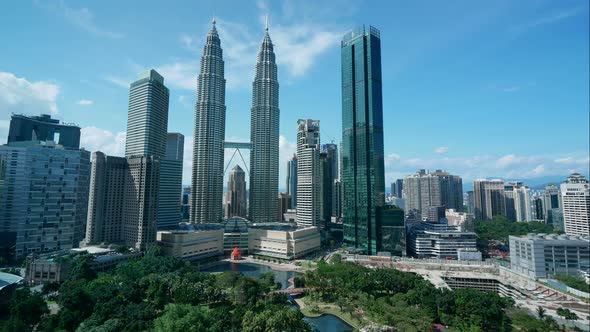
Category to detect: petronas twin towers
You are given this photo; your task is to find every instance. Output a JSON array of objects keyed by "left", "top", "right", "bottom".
[{"left": 190, "top": 19, "right": 279, "bottom": 224}]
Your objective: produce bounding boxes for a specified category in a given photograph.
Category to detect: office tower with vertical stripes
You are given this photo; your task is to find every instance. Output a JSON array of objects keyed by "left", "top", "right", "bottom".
[
  {"left": 157, "top": 133, "right": 184, "bottom": 229},
  {"left": 190, "top": 19, "right": 226, "bottom": 224},
  {"left": 320, "top": 143, "right": 337, "bottom": 224},
  {"left": 473, "top": 179, "right": 506, "bottom": 221},
  {"left": 125, "top": 69, "right": 169, "bottom": 158},
  {"left": 249, "top": 22, "right": 280, "bottom": 223},
  {"left": 341, "top": 25, "right": 385, "bottom": 255},
  {"left": 286, "top": 155, "right": 298, "bottom": 208}
]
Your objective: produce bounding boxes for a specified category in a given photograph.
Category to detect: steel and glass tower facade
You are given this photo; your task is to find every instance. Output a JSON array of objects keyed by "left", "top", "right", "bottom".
[
  {"left": 125, "top": 69, "right": 169, "bottom": 158},
  {"left": 157, "top": 133, "right": 184, "bottom": 229},
  {"left": 286, "top": 155, "right": 298, "bottom": 208},
  {"left": 249, "top": 24, "right": 280, "bottom": 223},
  {"left": 341, "top": 25, "right": 385, "bottom": 255},
  {"left": 190, "top": 20, "right": 226, "bottom": 224}
]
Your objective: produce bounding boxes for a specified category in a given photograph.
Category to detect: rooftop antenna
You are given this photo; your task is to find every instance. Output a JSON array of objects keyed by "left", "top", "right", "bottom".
[
  {"left": 212, "top": 15, "right": 216, "bottom": 25},
  {"left": 265, "top": 14, "right": 269, "bottom": 31}
]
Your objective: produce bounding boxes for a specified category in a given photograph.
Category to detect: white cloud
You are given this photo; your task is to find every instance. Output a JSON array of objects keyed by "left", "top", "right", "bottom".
[
  {"left": 435, "top": 146, "right": 449, "bottom": 154},
  {"left": 0, "top": 71, "right": 60, "bottom": 118},
  {"left": 77, "top": 99, "right": 93, "bottom": 105},
  {"left": 383, "top": 152, "right": 590, "bottom": 184},
  {"left": 104, "top": 75, "right": 130, "bottom": 88},
  {"left": 180, "top": 34, "right": 197, "bottom": 51},
  {"left": 174, "top": 8, "right": 342, "bottom": 90},
  {"left": 59, "top": 1, "right": 122, "bottom": 38},
  {"left": 272, "top": 24, "right": 341, "bottom": 77},
  {"left": 496, "top": 154, "right": 519, "bottom": 168},
  {"left": 80, "top": 126, "right": 126, "bottom": 156},
  {"left": 156, "top": 61, "right": 197, "bottom": 90},
  {"left": 531, "top": 164, "right": 545, "bottom": 177}
]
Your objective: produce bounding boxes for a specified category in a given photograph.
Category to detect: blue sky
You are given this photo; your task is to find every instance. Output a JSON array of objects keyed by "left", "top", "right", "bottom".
[{"left": 0, "top": 0, "right": 588, "bottom": 188}]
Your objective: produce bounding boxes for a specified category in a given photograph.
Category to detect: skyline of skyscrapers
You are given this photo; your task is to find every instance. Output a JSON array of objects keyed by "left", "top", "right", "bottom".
[
  {"left": 0, "top": 17, "right": 586, "bottom": 269},
  {"left": 249, "top": 23, "right": 280, "bottom": 224},
  {"left": 341, "top": 25, "right": 385, "bottom": 255},
  {"left": 190, "top": 20, "right": 227, "bottom": 224}
]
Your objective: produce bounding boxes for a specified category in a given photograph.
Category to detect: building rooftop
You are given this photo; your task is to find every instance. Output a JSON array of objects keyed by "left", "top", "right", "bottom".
[
  {"left": 71, "top": 246, "right": 112, "bottom": 255},
  {"left": 11, "top": 113, "right": 79, "bottom": 128},
  {"left": 0, "top": 272, "right": 23, "bottom": 291},
  {"left": 514, "top": 233, "right": 590, "bottom": 242},
  {"left": 168, "top": 223, "right": 224, "bottom": 234},
  {"left": 341, "top": 25, "right": 380, "bottom": 46},
  {"left": 250, "top": 222, "right": 302, "bottom": 231}
]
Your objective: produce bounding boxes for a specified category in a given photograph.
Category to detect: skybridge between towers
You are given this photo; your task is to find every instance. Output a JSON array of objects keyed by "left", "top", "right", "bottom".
[{"left": 224, "top": 141, "right": 251, "bottom": 176}]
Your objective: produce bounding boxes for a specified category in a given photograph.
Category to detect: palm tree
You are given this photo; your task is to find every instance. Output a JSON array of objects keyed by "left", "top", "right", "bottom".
[{"left": 536, "top": 306, "right": 546, "bottom": 320}]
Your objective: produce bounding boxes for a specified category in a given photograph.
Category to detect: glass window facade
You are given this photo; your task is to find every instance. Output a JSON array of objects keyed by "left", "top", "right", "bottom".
[{"left": 341, "top": 26, "right": 385, "bottom": 254}]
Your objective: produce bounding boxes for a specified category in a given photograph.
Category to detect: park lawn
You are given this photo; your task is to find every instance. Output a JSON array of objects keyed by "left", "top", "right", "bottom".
[{"left": 299, "top": 297, "right": 364, "bottom": 329}]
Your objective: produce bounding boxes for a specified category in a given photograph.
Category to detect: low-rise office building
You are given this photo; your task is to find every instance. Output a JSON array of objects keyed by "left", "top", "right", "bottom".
[
  {"left": 156, "top": 218, "right": 322, "bottom": 261},
  {"left": 249, "top": 223, "right": 321, "bottom": 260},
  {"left": 25, "top": 246, "right": 140, "bottom": 285},
  {"left": 408, "top": 222, "right": 480, "bottom": 260},
  {"left": 509, "top": 233, "right": 590, "bottom": 279},
  {"left": 157, "top": 224, "right": 224, "bottom": 262}
]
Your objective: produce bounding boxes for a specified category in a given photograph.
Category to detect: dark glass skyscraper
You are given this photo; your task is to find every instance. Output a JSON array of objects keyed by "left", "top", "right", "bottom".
[
  {"left": 341, "top": 25, "right": 385, "bottom": 255},
  {"left": 286, "top": 155, "right": 297, "bottom": 208},
  {"left": 249, "top": 24, "right": 280, "bottom": 223}
]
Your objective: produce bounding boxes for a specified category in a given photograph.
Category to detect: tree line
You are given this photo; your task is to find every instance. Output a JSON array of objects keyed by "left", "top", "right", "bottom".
[
  {"left": 1, "top": 248, "right": 311, "bottom": 332},
  {"left": 302, "top": 258, "right": 568, "bottom": 331}
]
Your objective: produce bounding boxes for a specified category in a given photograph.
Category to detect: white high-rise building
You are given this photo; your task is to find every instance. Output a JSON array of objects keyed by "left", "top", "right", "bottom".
[
  {"left": 513, "top": 185, "right": 532, "bottom": 222},
  {"left": 190, "top": 20, "right": 226, "bottom": 224},
  {"left": 560, "top": 173, "right": 590, "bottom": 236},
  {"left": 296, "top": 119, "right": 320, "bottom": 227}
]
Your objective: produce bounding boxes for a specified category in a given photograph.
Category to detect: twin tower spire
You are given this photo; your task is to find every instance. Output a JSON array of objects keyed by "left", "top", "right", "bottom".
[{"left": 190, "top": 17, "right": 280, "bottom": 224}]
